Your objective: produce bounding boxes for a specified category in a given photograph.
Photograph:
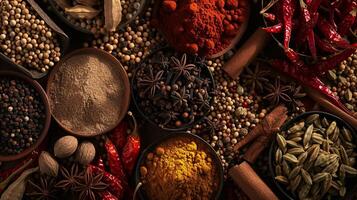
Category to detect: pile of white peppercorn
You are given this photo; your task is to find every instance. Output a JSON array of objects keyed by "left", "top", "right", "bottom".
[
  {"left": 84, "top": 5, "right": 164, "bottom": 78},
  {"left": 327, "top": 50, "right": 357, "bottom": 117},
  {"left": 0, "top": 0, "right": 61, "bottom": 73}
]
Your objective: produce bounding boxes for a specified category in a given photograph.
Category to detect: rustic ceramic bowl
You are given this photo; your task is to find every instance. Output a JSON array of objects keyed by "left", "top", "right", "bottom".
[
  {"left": 0, "top": 71, "right": 51, "bottom": 162},
  {"left": 131, "top": 47, "right": 215, "bottom": 132},
  {"left": 134, "top": 132, "right": 224, "bottom": 200},
  {"left": 268, "top": 111, "right": 357, "bottom": 200},
  {"left": 48, "top": 0, "right": 147, "bottom": 34},
  {"left": 46, "top": 48, "right": 130, "bottom": 137},
  {"left": 0, "top": 0, "right": 69, "bottom": 79}
]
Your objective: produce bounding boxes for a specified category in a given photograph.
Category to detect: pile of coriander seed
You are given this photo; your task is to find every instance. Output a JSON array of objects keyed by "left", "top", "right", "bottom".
[
  {"left": 0, "top": 0, "right": 61, "bottom": 73},
  {"left": 327, "top": 50, "right": 357, "bottom": 117}
]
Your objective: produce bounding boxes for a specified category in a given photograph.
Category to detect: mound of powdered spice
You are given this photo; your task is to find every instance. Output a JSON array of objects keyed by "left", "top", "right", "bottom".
[
  {"left": 48, "top": 53, "right": 123, "bottom": 136},
  {"left": 153, "top": 0, "right": 249, "bottom": 56},
  {"left": 140, "top": 136, "right": 220, "bottom": 200}
]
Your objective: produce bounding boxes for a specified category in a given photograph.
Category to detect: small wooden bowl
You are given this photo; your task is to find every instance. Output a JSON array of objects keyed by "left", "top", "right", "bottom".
[
  {"left": 0, "top": 71, "right": 51, "bottom": 162},
  {"left": 46, "top": 48, "right": 130, "bottom": 137},
  {"left": 0, "top": 0, "right": 69, "bottom": 79}
]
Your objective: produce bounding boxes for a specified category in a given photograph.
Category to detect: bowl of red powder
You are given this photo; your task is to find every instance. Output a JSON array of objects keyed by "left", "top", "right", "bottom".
[{"left": 153, "top": 0, "right": 250, "bottom": 58}]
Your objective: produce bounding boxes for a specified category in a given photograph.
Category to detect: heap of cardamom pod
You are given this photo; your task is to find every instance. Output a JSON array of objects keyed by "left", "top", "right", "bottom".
[
  {"left": 274, "top": 114, "right": 357, "bottom": 199},
  {"left": 55, "top": 0, "right": 122, "bottom": 32}
]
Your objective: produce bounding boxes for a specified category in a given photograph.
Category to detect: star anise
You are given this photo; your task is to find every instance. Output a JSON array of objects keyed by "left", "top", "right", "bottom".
[
  {"left": 171, "top": 87, "right": 189, "bottom": 107},
  {"left": 74, "top": 168, "right": 108, "bottom": 200},
  {"left": 159, "top": 111, "right": 180, "bottom": 126},
  {"left": 27, "top": 176, "right": 58, "bottom": 200},
  {"left": 55, "top": 164, "right": 83, "bottom": 191},
  {"left": 241, "top": 63, "right": 270, "bottom": 93},
  {"left": 263, "top": 77, "right": 292, "bottom": 106},
  {"left": 137, "top": 66, "right": 164, "bottom": 97},
  {"left": 289, "top": 83, "right": 306, "bottom": 108},
  {"left": 171, "top": 54, "right": 196, "bottom": 82},
  {"left": 194, "top": 93, "right": 210, "bottom": 110}
]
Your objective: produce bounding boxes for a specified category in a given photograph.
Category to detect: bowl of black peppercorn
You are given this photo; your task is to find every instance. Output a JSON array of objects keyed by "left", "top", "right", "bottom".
[{"left": 0, "top": 71, "right": 51, "bottom": 161}]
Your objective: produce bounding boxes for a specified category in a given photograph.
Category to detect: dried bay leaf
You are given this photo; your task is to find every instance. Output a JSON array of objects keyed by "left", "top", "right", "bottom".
[
  {"left": 104, "top": 0, "right": 122, "bottom": 32},
  {"left": 65, "top": 5, "right": 100, "bottom": 19}
]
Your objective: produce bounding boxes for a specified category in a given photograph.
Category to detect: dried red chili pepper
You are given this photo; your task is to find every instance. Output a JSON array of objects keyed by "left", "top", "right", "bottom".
[
  {"left": 104, "top": 137, "right": 127, "bottom": 182},
  {"left": 282, "top": 0, "right": 296, "bottom": 48},
  {"left": 315, "top": 34, "right": 338, "bottom": 53},
  {"left": 295, "top": 0, "right": 311, "bottom": 44},
  {"left": 263, "top": 13, "right": 277, "bottom": 21},
  {"left": 284, "top": 48, "right": 305, "bottom": 68},
  {"left": 338, "top": 9, "right": 356, "bottom": 35},
  {"left": 121, "top": 111, "right": 140, "bottom": 176},
  {"left": 269, "top": 59, "right": 354, "bottom": 115},
  {"left": 317, "top": 17, "right": 350, "bottom": 48},
  {"left": 312, "top": 48, "right": 357, "bottom": 75},
  {"left": 307, "top": 30, "right": 317, "bottom": 60},
  {"left": 100, "top": 191, "right": 118, "bottom": 200},
  {"left": 88, "top": 165, "right": 125, "bottom": 199},
  {"left": 109, "top": 121, "right": 128, "bottom": 150},
  {"left": 96, "top": 156, "right": 105, "bottom": 170},
  {"left": 262, "top": 23, "right": 283, "bottom": 33},
  {"left": 309, "top": 0, "right": 322, "bottom": 13}
]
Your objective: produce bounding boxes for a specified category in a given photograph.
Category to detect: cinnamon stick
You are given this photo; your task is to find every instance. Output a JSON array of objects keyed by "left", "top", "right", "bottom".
[
  {"left": 242, "top": 135, "right": 270, "bottom": 164},
  {"left": 229, "top": 162, "right": 279, "bottom": 200},
  {"left": 233, "top": 105, "right": 288, "bottom": 152},
  {"left": 223, "top": 28, "right": 270, "bottom": 79},
  {"left": 305, "top": 87, "right": 357, "bottom": 127}
]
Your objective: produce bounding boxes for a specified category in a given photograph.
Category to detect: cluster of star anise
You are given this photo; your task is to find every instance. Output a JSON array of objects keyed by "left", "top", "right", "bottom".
[
  {"left": 25, "top": 164, "right": 107, "bottom": 200},
  {"left": 134, "top": 50, "right": 215, "bottom": 130},
  {"left": 241, "top": 62, "right": 306, "bottom": 111}
]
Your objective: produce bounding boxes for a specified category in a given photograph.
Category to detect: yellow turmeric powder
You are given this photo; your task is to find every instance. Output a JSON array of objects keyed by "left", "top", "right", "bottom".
[{"left": 140, "top": 136, "right": 220, "bottom": 200}]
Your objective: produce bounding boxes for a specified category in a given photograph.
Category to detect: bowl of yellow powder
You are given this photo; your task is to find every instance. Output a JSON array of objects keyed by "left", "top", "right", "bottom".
[{"left": 135, "top": 133, "right": 224, "bottom": 200}]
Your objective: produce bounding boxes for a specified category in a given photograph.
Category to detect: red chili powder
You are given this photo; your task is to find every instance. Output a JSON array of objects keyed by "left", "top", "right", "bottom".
[{"left": 154, "top": 0, "right": 248, "bottom": 56}]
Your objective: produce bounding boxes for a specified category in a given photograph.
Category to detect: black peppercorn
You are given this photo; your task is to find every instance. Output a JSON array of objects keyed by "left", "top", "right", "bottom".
[{"left": 0, "top": 78, "right": 45, "bottom": 155}]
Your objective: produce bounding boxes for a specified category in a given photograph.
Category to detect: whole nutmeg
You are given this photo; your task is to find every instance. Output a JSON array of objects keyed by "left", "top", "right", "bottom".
[
  {"left": 39, "top": 151, "right": 59, "bottom": 177},
  {"left": 54, "top": 135, "right": 78, "bottom": 158},
  {"left": 75, "top": 141, "right": 96, "bottom": 165}
]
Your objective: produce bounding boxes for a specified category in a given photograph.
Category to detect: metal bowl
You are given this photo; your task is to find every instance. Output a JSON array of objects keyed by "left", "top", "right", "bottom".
[
  {"left": 131, "top": 47, "right": 215, "bottom": 132},
  {"left": 0, "top": 71, "right": 51, "bottom": 162},
  {"left": 46, "top": 48, "right": 130, "bottom": 137},
  {"left": 48, "top": 0, "right": 147, "bottom": 34},
  {"left": 134, "top": 132, "right": 224, "bottom": 200},
  {"left": 268, "top": 111, "right": 357, "bottom": 200}
]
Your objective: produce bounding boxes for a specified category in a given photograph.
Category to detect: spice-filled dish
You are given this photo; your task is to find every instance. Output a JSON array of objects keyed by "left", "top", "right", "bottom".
[
  {"left": 153, "top": 0, "right": 250, "bottom": 57},
  {"left": 50, "top": 0, "right": 146, "bottom": 34},
  {"left": 132, "top": 49, "right": 215, "bottom": 131},
  {"left": 47, "top": 48, "right": 130, "bottom": 137},
  {"left": 269, "top": 111, "right": 357, "bottom": 200},
  {"left": 135, "top": 133, "right": 224, "bottom": 200},
  {"left": 0, "top": 71, "right": 50, "bottom": 161},
  {"left": 0, "top": 0, "right": 66, "bottom": 76}
]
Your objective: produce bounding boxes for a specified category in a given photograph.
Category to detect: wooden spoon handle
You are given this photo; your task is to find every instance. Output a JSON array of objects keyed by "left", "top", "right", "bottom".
[
  {"left": 223, "top": 28, "right": 270, "bottom": 79},
  {"left": 306, "top": 87, "right": 357, "bottom": 128}
]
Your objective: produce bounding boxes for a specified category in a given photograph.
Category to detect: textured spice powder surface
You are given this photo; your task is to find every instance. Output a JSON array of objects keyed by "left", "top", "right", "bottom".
[
  {"left": 141, "top": 136, "right": 220, "bottom": 200},
  {"left": 48, "top": 54, "right": 123, "bottom": 136}
]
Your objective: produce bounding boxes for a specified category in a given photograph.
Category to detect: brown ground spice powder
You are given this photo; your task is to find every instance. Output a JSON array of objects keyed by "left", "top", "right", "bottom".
[
  {"left": 140, "top": 137, "right": 220, "bottom": 200},
  {"left": 48, "top": 54, "right": 123, "bottom": 136}
]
